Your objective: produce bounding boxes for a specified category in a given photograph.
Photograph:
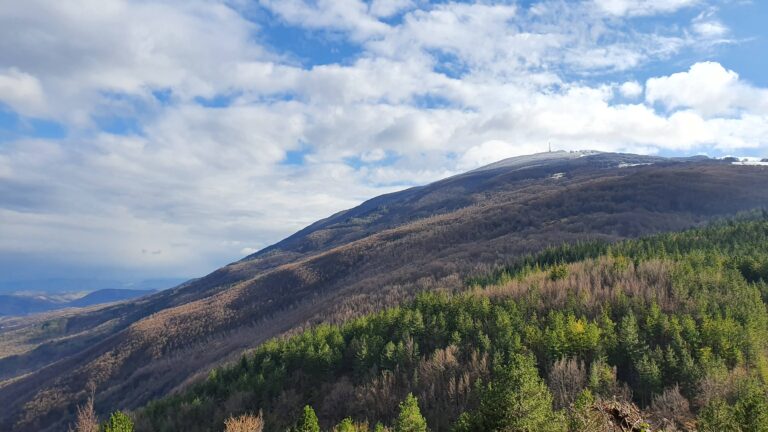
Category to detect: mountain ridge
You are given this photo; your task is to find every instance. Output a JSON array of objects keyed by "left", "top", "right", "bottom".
[
  {"left": 2, "top": 151, "right": 768, "bottom": 431},
  {"left": 0, "top": 289, "right": 159, "bottom": 317}
]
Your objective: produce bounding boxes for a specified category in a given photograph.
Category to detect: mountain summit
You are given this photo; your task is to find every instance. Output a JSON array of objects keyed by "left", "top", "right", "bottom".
[{"left": 2, "top": 152, "right": 768, "bottom": 431}]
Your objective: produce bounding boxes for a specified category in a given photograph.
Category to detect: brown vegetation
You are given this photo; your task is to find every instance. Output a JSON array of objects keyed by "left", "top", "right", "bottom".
[
  {"left": 224, "top": 412, "right": 264, "bottom": 432},
  {"left": 2, "top": 156, "right": 768, "bottom": 431}
]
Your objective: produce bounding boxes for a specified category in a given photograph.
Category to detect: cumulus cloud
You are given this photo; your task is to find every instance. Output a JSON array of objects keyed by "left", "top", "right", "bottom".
[
  {"left": 0, "top": 68, "right": 46, "bottom": 117},
  {"left": 646, "top": 62, "right": 768, "bottom": 116},
  {"left": 619, "top": 81, "right": 644, "bottom": 98},
  {"left": 0, "top": 0, "right": 766, "bottom": 281},
  {"left": 0, "top": 0, "right": 265, "bottom": 123},
  {"left": 592, "top": 0, "right": 698, "bottom": 17}
]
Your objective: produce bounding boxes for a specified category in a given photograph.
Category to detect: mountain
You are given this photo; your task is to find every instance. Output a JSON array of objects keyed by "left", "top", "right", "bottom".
[
  {"left": 135, "top": 219, "right": 768, "bottom": 432},
  {"left": 0, "top": 295, "right": 61, "bottom": 317},
  {"left": 2, "top": 151, "right": 768, "bottom": 431},
  {"left": 0, "top": 289, "right": 158, "bottom": 317},
  {"left": 65, "top": 289, "right": 159, "bottom": 308},
  {"left": 0, "top": 278, "right": 188, "bottom": 295}
]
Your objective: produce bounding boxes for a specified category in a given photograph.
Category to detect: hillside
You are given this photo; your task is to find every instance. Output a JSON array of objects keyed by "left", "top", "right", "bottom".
[
  {"left": 134, "top": 217, "right": 768, "bottom": 431},
  {"left": 2, "top": 151, "right": 768, "bottom": 431},
  {"left": 0, "top": 289, "right": 157, "bottom": 317}
]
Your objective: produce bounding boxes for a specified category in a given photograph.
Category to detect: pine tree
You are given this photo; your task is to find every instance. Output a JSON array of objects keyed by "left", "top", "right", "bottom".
[
  {"left": 335, "top": 418, "right": 356, "bottom": 432},
  {"left": 454, "top": 354, "right": 566, "bottom": 432},
  {"left": 297, "top": 405, "right": 320, "bottom": 432},
  {"left": 394, "top": 393, "right": 428, "bottom": 432},
  {"left": 103, "top": 411, "right": 134, "bottom": 432},
  {"left": 698, "top": 399, "right": 738, "bottom": 432}
]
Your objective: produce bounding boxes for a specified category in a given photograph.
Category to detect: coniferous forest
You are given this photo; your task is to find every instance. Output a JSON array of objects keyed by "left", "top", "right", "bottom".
[{"left": 120, "top": 215, "right": 768, "bottom": 431}]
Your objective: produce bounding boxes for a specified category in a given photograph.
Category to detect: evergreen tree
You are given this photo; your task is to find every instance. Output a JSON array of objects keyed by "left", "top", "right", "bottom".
[
  {"left": 698, "top": 399, "right": 739, "bottom": 432},
  {"left": 296, "top": 405, "right": 320, "bottom": 432},
  {"left": 394, "top": 393, "right": 428, "bottom": 432},
  {"left": 103, "top": 410, "right": 134, "bottom": 432},
  {"left": 335, "top": 418, "right": 357, "bottom": 432},
  {"left": 734, "top": 380, "right": 768, "bottom": 432},
  {"left": 454, "top": 354, "right": 566, "bottom": 432}
]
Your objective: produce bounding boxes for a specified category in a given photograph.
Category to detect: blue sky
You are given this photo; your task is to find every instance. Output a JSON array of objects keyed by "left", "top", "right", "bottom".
[{"left": 0, "top": 0, "right": 767, "bottom": 290}]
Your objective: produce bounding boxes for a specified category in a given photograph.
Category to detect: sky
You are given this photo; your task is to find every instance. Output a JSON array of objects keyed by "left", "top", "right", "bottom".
[{"left": 1, "top": 0, "right": 767, "bottom": 289}]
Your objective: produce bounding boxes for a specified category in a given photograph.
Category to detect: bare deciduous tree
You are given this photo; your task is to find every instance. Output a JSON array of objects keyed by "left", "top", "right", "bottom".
[
  {"left": 548, "top": 358, "right": 587, "bottom": 409},
  {"left": 224, "top": 411, "right": 264, "bottom": 432},
  {"left": 69, "top": 395, "right": 99, "bottom": 432}
]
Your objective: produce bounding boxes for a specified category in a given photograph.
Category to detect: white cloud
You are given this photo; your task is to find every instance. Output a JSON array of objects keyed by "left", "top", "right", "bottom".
[
  {"left": 240, "top": 247, "right": 258, "bottom": 255},
  {"left": 691, "top": 8, "right": 729, "bottom": 39},
  {"left": 646, "top": 62, "right": 768, "bottom": 116},
  {"left": 459, "top": 140, "right": 542, "bottom": 170},
  {"left": 360, "top": 148, "right": 387, "bottom": 162},
  {"left": 259, "top": 0, "right": 389, "bottom": 40},
  {"left": 369, "top": 0, "right": 414, "bottom": 18},
  {"left": 0, "top": 68, "right": 45, "bottom": 116},
  {"left": 592, "top": 0, "right": 698, "bottom": 17},
  {"left": 0, "top": 0, "right": 766, "bottom": 280},
  {"left": 0, "top": 0, "right": 265, "bottom": 123},
  {"left": 692, "top": 20, "right": 728, "bottom": 38},
  {"left": 619, "top": 81, "right": 644, "bottom": 98}
]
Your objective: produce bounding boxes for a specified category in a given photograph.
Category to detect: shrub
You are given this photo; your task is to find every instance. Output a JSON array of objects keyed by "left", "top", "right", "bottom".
[
  {"left": 224, "top": 412, "right": 264, "bottom": 432},
  {"left": 103, "top": 411, "right": 134, "bottom": 432}
]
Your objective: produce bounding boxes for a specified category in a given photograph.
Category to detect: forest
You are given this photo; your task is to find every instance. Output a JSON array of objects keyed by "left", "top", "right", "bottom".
[{"left": 84, "top": 215, "right": 768, "bottom": 431}]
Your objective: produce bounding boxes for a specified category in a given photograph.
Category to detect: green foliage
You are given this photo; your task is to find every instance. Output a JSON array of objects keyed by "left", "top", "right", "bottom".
[
  {"left": 548, "top": 264, "right": 569, "bottom": 281},
  {"left": 335, "top": 418, "right": 357, "bottom": 432},
  {"left": 454, "top": 354, "right": 565, "bottom": 432},
  {"left": 698, "top": 399, "right": 739, "bottom": 432},
  {"left": 733, "top": 379, "right": 768, "bottom": 432},
  {"left": 137, "top": 217, "right": 768, "bottom": 432},
  {"left": 103, "top": 411, "right": 134, "bottom": 432},
  {"left": 296, "top": 406, "right": 320, "bottom": 432},
  {"left": 569, "top": 389, "right": 604, "bottom": 431},
  {"left": 394, "top": 394, "right": 427, "bottom": 432}
]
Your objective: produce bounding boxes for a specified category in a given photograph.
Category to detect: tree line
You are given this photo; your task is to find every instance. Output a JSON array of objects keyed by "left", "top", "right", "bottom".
[{"left": 76, "top": 215, "right": 768, "bottom": 431}]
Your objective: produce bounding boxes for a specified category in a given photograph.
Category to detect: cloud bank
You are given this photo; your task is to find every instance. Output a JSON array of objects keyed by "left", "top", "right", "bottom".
[{"left": 0, "top": 0, "right": 766, "bottom": 282}]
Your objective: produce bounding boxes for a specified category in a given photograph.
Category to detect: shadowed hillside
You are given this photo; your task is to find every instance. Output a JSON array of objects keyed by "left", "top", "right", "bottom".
[{"left": 2, "top": 151, "right": 768, "bottom": 431}]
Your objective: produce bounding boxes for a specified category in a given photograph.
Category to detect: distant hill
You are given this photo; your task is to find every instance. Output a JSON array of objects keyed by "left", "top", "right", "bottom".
[
  {"left": 0, "top": 295, "right": 59, "bottom": 316},
  {"left": 3, "top": 151, "right": 768, "bottom": 431},
  {"left": 0, "top": 277, "right": 187, "bottom": 295},
  {"left": 0, "top": 289, "right": 158, "bottom": 316},
  {"left": 65, "top": 289, "right": 158, "bottom": 308}
]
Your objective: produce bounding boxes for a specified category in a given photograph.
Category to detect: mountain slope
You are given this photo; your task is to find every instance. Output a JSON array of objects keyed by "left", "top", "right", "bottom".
[
  {"left": 134, "top": 218, "right": 768, "bottom": 432},
  {"left": 2, "top": 151, "right": 768, "bottom": 431}
]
